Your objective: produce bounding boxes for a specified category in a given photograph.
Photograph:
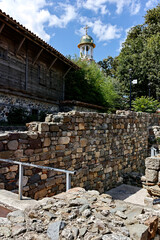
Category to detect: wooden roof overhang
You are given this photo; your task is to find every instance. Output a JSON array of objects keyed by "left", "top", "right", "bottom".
[{"left": 0, "top": 10, "right": 79, "bottom": 76}]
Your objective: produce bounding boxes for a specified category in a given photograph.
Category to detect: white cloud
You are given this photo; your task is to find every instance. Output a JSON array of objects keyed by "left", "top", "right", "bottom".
[
  {"left": 92, "top": 20, "right": 122, "bottom": 41},
  {"left": 77, "top": 0, "right": 141, "bottom": 15},
  {"left": 130, "top": 1, "right": 141, "bottom": 15},
  {"left": 49, "top": 4, "right": 77, "bottom": 28},
  {"left": 78, "top": 17, "right": 122, "bottom": 42},
  {"left": 145, "top": 0, "right": 159, "bottom": 9},
  {"left": 0, "top": 0, "right": 77, "bottom": 42}
]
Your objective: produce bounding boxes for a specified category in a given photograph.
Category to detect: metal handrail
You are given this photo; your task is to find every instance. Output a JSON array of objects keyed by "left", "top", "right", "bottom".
[
  {"left": 0, "top": 158, "right": 75, "bottom": 200},
  {"left": 151, "top": 147, "right": 157, "bottom": 157}
]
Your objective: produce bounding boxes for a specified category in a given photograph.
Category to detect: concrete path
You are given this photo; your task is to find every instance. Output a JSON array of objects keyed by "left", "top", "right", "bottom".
[
  {"left": 106, "top": 184, "right": 148, "bottom": 206},
  {"left": 0, "top": 189, "right": 38, "bottom": 211}
]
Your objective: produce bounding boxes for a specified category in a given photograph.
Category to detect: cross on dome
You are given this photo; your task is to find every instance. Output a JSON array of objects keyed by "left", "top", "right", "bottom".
[{"left": 84, "top": 25, "right": 89, "bottom": 35}]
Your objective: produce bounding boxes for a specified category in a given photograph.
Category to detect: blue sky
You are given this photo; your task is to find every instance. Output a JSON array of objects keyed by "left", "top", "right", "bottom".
[{"left": 0, "top": 0, "right": 159, "bottom": 62}]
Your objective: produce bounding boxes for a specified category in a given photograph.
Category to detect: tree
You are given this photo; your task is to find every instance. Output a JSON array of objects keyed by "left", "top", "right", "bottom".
[
  {"left": 98, "top": 56, "right": 118, "bottom": 78},
  {"left": 65, "top": 57, "right": 120, "bottom": 112},
  {"left": 116, "top": 4, "right": 160, "bottom": 100}
]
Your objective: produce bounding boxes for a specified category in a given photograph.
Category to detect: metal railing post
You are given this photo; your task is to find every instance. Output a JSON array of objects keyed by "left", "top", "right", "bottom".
[
  {"left": 19, "top": 163, "right": 23, "bottom": 200},
  {"left": 66, "top": 172, "right": 71, "bottom": 191},
  {"left": 151, "top": 147, "right": 157, "bottom": 157}
]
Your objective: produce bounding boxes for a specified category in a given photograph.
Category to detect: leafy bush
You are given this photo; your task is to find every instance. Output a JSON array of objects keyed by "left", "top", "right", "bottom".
[
  {"left": 132, "top": 96, "right": 160, "bottom": 113},
  {"left": 65, "top": 57, "right": 120, "bottom": 112}
]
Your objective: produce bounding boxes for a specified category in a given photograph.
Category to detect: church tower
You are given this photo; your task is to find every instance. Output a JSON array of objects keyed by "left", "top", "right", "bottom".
[{"left": 78, "top": 25, "right": 96, "bottom": 61}]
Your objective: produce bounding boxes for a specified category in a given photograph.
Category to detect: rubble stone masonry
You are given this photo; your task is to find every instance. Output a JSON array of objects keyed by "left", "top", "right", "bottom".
[{"left": 0, "top": 111, "right": 160, "bottom": 199}]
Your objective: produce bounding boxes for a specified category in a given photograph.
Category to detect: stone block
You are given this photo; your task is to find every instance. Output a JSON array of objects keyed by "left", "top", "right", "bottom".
[
  {"left": 14, "top": 150, "right": 23, "bottom": 158},
  {"left": 7, "top": 140, "right": 18, "bottom": 150},
  {"left": 0, "top": 151, "right": 14, "bottom": 159},
  {"left": 58, "top": 137, "right": 70, "bottom": 145},
  {"left": 145, "top": 169, "right": 158, "bottom": 183},
  {"left": 145, "top": 157, "right": 160, "bottom": 170},
  {"left": 80, "top": 138, "right": 88, "bottom": 147},
  {"left": 0, "top": 167, "right": 9, "bottom": 174},
  {"left": 41, "top": 174, "right": 47, "bottom": 180},
  {"left": 79, "top": 123, "right": 85, "bottom": 130},
  {"left": 6, "top": 171, "right": 16, "bottom": 179},
  {"left": 34, "top": 188, "right": 47, "bottom": 200},
  {"left": 0, "top": 183, "right": 5, "bottom": 189},
  {"left": 43, "top": 138, "right": 51, "bottom": 147},
  {"left": 28, "top": 138, "right": 41, "bottom": 149},
  {"left": 25, "top": 149, "right": 34, "bottom": 156},
  {"left": 127, "top": 223, "right": 149, "bottom": 240},
  {"left": 9, "top": 133, "right": 20, "bottom": 140},
  {"left": 0, "top": 133, "right": 9, "bottom": 140},
  {"left": 56, "top": 145, "right": 65, "bottom": 150},
  {"left": 144, "top": 216, "right": 158, "bottom": 239},
  {"left": 9, "top": 165, "right": 18, "bottom": 171},
  {"left": 49, "top": 124, "right": 59, "bottom": 132},
  {"left": 38, "top": 123, "right": 49, "bottom": 132},
  {"left": 25, "top": 169, "right": 32, "bottom": 176}
]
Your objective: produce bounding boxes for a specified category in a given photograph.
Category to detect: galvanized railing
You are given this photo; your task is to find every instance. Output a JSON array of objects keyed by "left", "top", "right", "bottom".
[
  {"left": 151, "top": 147, "right": 158, "bottom": 157},
  {"left": 0, "top": 158, "right": 75, "bottom": 200}
]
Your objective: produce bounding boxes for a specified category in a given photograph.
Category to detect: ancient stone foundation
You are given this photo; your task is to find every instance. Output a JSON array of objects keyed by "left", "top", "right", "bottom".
[{"left": 0, "top": 111, "right": 160, "bottom": 199}]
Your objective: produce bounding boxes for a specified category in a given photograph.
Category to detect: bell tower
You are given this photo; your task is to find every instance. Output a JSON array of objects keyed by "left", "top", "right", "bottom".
[{"left": 78, "top": 25, "right": 96, "bottom": 61}]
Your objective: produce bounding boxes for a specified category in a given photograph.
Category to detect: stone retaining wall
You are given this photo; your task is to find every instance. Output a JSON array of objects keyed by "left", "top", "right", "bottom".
[{"left": 0, "top": 111, "right": 160, "bottom": 199}]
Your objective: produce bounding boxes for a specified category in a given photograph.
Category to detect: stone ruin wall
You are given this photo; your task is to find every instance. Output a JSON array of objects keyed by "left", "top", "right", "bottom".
[{"left": 0, "top": 111, "right": 160, "bottom": 199}]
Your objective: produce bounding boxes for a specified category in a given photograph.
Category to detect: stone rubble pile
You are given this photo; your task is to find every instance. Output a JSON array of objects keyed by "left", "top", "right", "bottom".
[{"left": 0, "top": 188, "right": 160, "bottom": 240}]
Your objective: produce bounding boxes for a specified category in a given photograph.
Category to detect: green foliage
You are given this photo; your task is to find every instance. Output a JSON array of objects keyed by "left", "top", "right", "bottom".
[
  {"left": 98, "top": 56, "right": 118, "bottom": 78},
  {"left": 156, "top": 137, "right": 160, "bottom": 144},
  {"left": 65, "top": 57, "right": 120, "bottom": 112},
  {"left": 132, "top": 96, "right": 160, "bottom": 113},
  {"left": 116, "top": 4, "right": 160, "bottom": 100}
]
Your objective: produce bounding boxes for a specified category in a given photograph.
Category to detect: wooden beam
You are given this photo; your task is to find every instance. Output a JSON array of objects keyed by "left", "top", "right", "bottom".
[
  {"left": 48, "top": 58, "right": 57, "bottom": 70},
  {"left": 16, "top": 37, "right": 25, "bottom": 55},
  {"left": 0, "top": 23, "right": 5, "bottom": 34},
  {"left": 33, "top": 48, "right": 43, "bottom": 65},
  {"left": 63, "top": 67, "right": 72, "bottom": 79}
]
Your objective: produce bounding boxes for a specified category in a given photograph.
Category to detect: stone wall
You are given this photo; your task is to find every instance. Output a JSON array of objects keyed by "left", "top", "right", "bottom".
[
  {"left": 0, "top": 111, "right": 160, "bottom": 199},
  {"left": 0, "top": 92, "right": 59, "bottom": 122}
]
